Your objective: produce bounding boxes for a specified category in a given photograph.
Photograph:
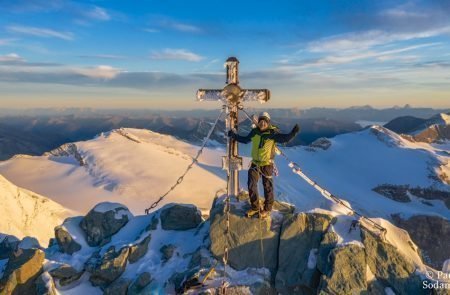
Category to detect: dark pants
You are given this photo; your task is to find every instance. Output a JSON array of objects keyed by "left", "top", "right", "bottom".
[{"left": 248, "top": 163, "right": 274, "bottom": 211}]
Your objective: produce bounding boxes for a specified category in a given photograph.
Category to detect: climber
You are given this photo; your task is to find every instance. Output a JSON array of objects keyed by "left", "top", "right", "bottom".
[{"left": 228, "top": 111, "right": 300, "bottom": 219}]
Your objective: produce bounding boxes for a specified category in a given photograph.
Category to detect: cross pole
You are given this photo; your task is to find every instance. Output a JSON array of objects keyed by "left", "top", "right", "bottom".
[{"left": 196, "top": 57, "right": 270, "bottom": 198}]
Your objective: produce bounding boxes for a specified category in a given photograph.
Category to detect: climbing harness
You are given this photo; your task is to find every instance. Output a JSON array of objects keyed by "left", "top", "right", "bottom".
[{"left": 144, "top": 107, "right": 225, "bottom": 214}]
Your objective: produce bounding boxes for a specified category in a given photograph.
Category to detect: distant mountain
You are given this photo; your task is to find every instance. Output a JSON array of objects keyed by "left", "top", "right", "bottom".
[
  {"left": 0, "top": 114, "right": 361, "bottom": 160},
  {"left": 0, "top": 174, "right": 71, "bottom": 246},
  {"left": 385, "top": 113, "right": 450, "bottom": 143}
]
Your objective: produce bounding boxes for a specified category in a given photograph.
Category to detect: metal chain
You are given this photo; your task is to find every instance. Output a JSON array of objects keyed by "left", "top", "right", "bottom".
[
  {"left": 144, "top": 108, "right": 225, "bottom": 214},
  {"left": 239, "top": 106, "right": 387, "bottom": 236}
]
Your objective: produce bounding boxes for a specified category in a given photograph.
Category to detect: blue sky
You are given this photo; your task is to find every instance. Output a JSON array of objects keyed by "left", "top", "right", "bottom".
[{"left": 0, "top": 0, "right": 450, "bottom": 109}]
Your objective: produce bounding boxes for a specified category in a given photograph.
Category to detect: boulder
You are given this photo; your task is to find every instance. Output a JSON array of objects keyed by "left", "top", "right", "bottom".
[
  {"left": 103, "top": 278, "right": 131, "bottom": 295},
  {"left": 316, "top": 231, "right": 338, "bottom": 275},
  {"left": 392, "top": 214, "right": 450, "bottom": 269},
  {"left": 0, "top": 235, "right": 19, "bottom": 259},
  {"left": 160, "top": 244, "right": 177, "bottom": 263},
  {"left": 89, "top": 246, "right": 130, "bottom": 287},
  {"left": 146, "top": 216, "right": 159, "bottom": 231},
  {"left": 49, "top": 264, "right": 84, "bottom": 286},
  {"left": 18, "top": 237, "right": 40, "bottom": 250},
  {"left": 128, "top": 272, "right": 152, "bottom": 294},
  {"left": 35, "top": 272, "right": 57, "bottom": 295},
  {"left": 160, "top": 204, "right": 202, "bottom": 231},
  {"left": 80, "top": 202, "right": 132, "bottom": 247},
  {"left": 128, "top": 234, "right": 151, "bottom": 264},
  {"left": 0, "top": 248, "right": 44, "bottom": 295},
  {"left": 209, "top": 197, "right": 282, "bottom": 274},
  {"left": 361, "top": 228, "right": 427, "bottom": 295},
  {"left": 318, "top": 244, "right": 367, "bottom": 294},
  {"left": 54, "top": 225, "right": 81, "bottom": 254},
  {"left": 275, "top": 213, "right": 333, "bottom": 293}
]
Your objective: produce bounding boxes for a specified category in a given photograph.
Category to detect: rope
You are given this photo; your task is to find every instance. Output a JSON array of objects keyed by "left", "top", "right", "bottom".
[
  {"left": 239, "top": 106, "right": 387, "bottom": 236},
  {"left": 144, "top": 108, "right": 225, "bottom": 214}
]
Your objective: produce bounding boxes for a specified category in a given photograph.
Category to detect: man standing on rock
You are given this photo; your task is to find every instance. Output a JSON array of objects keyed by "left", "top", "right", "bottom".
[{"left": 228, "top": 112, "right": 300, "bottom": 218}]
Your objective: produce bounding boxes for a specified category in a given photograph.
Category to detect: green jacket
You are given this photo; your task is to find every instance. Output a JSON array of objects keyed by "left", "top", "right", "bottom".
[{"left": 230, "top": 125, "right": 299, "bottom": 166}]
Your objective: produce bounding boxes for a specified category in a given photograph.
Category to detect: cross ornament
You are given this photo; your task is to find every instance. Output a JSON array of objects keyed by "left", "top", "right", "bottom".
[{"left": 196, "top": 57, "right": 271, "bottom": 198}]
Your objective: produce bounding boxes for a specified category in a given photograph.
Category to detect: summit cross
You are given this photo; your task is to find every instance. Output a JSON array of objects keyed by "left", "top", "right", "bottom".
[{"left": 196, "top": 57, "right": 271, "bottom": 198}]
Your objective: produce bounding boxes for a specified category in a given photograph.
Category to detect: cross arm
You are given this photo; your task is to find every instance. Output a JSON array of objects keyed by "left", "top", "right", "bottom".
[
  {"left": 196, "top": 89, "right": 224, "bottom": 101},
  {"left": 241, "top": 89, "right": 270, "bottom": 103}
]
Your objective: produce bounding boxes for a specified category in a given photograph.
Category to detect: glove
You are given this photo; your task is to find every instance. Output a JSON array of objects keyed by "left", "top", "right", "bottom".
[{"left": 291, "top": 124, "right": 300, "bottom": 134}]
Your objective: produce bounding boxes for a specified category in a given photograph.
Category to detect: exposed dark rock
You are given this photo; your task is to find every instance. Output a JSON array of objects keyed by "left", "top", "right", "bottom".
[
  {"left": 160, "top": 204, "right": 202, "bottom": 231},
  {"left": 160, "top": 244, "right": 177, "bottom": 263},
  {"left": 103, "top": 278, "right": 131, "bottom": 295},
  {"left": 0, "top": 235, "right": 20, "bottom": 259},
  {"left": 0, "top": 248, "right": 44, "bottom": 295},
  {"left": 49, "top": 264, "right": 84, "bottom": 287},
  {"left": 128, "top": 272, "right": 152, "bottom": 294},
  {"left": 145, "top": 216, "right": 159, "bottom": 231},
  {"left": 128, "top": 234, "right": 151, "bottom": 264},
  {"left": 275, "top": 213, "right": 333, "bottom": 294},
  {"left": 80, "top": 203, "right": 132, "bottom": 247},
  {"left": 89, "top": 246, "right": 130, "bottom": 287},
  {"left": 316, "top": 231, "right": 339, "bottom": 275},
  {"left": 35, "top": 272, "right": 57, "bottom": 295},
  {"left": 318, "top": 244, "right": 367, "bottom": 294},
  {"left": 209, "top": 198, "right": 282, "bottom": 275},
  {"left": 361, "top": 228, "right": 427, "bottom": 295},
  {"left": 54, "top": 225, "right": 81, "bottom": 254},
  {"left": 308, "top": 138, "right": 332, "bottom": 150},
  {"left": 392, "top": 214, "right": 450, "bottom": 270}
]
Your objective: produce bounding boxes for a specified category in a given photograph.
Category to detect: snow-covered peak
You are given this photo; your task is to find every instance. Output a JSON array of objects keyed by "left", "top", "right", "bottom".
[
  {"left": 0, "top": 174, "right": 71, "bottom": 246},
  {"left": 429, "top": 113, "right": 450, "bottom": 126}
]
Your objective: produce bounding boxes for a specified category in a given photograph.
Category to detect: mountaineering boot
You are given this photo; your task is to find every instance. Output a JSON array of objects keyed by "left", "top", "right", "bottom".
[
  {"left": 259, "top": 210, "right": 271, "bottom": 219},
  {"left": 246, "top": 207, "right": 260, "bottom": 218}
]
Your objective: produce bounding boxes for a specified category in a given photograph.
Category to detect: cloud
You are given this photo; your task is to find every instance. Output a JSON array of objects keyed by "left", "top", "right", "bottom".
[
  {"left": 0, "top": 38, "right": 16, "bottom": 46},
  {"left": 0, "top": 53, "right": 25, "bottom": 63},
  {"left": 150, "top": 49, "right": 204, "bottom": 62},
  {"left": 81, "top": 6, "right": 110, "bottom": 21},
  {"left": 6, "top": 25, "right": 74, "bottom": 40},
  {"left": 307, "top": 27, "right": 450, "bottom": 53},
  {"left": 78, "top": 54, "right": 128, "bottom": 60},
  {"left": 71, "top": 65, "right": 120, "bottom": 79},
  {"left": 150, "top": 16, "right": 202, "bottom": 33}
]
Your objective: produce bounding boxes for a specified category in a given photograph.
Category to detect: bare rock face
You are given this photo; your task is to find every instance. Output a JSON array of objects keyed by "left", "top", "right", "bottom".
[
  {"left": 209, "top": 197, "right": 283, "bottom": 275},
  {"left": 373, "top": 184, "right": 450, "bottom": 209},
  {"left": 80, "top": 202, "right": 132, "bottom": 247},
  {"left": 0, "top": 248, "right": 45, "bottom": 295},
  {"left": 128, "top": 234, "right": 151, "bottom": 264},
  {"left": 35, "top": 272, "right": 57, "bottom": 295},
  {"left": 392, "top": 214, "right": 450, "bottom": 270},
  {"left": 89, "top": 246, "right": 130, "bottom": 288},
  {"left": 103, "top": 278, "right": 131, "bottom": 295},
  {"left": 275, "top": 213, "right": 333, "bottom": 294},
  {"left": 308, "top": 138, "right": 332, "bottom": 150},
  {"left": 54, "top": 225, "right": 81, "bottom": 254},
  {"left": 160, "top": 204, "right": 202, "bottom": 231},
  {"left": 0, "top": 235, "right": 20, "bottom": 259},
  {"left": 361, "top": 228, "right": 427, "bottom": 295},
  {"left": 49, "top": 264, "right": 84, "bottom": 287},
  {"left": 318, "top": 244, "right": 367, "bottom": 294},
  {"left": 128, "top": 272, "right": 152, "bottom": 294}
]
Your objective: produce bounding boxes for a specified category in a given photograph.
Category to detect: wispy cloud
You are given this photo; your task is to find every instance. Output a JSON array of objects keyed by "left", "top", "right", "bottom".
[
  {"left": 150, "top": 49, "right": 204, "bottom": 62},
  {"left": 78, "top": 54, "right": 128, "bottom": 60},
  {"left": 6, "top": 25, "right": 74, "bottom": 40},
  {"left": 0, "top": 38, "right": 16, "bottom": 46},
  {"left": 71, "top": 65, "right": 120, "bottom": 79},
  {"left": 0, "top": 53, "right": 25, "bottom": 63},
  {"left": 308, "top": 27, "right": 450, "bottom": 53},
  {"left": 81, "top": 6, "right": 110, "bottom": 21},
  {"left": 151, "top": 16, "right": 202, "bottom": 33}
]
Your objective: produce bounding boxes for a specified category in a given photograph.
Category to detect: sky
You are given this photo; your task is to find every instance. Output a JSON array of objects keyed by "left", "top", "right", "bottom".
[{"left": 0, "top": 0, "right": 450, "bottom": 109}]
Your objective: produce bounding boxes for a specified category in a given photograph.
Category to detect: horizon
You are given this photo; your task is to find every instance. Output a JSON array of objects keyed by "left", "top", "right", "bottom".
[{"left": 1, "top": 1, "right": 450, "bottom": 109}]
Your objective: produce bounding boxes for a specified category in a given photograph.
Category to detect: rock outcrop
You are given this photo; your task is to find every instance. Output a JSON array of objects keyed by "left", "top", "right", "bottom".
[
  {"left": 89, "top": 246, "right": 130, "bottom": 288},
  {"left": 0, "top": 248, "right": 45, "bottom": 295},
  {"left": 49, "top": 264, "right": 84, "bottom": 287},
  {"left": 160, "top": 204, "right": 202, "bottom": 230},
  {"left": 392, "top": 214, "right": 450, "bottom": 270},
  {"left": 54, "top": 225, "right": 82, "bottom": 254},
  {"left": 80, "top": 202, "right": 132, "bottom": 247}
]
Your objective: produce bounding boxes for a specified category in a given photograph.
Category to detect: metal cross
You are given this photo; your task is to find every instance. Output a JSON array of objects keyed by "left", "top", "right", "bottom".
[{"left": 196, "top": 57, "right": 270, "bottom": 198}]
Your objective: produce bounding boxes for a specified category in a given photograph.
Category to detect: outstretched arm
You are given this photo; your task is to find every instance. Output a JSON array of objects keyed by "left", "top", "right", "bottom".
[
  {"left": 271, "top": 124, "right": 300, "bottom": 144},
  {"left": 228, "top": 128, "right": 256, "bottom": 144}
]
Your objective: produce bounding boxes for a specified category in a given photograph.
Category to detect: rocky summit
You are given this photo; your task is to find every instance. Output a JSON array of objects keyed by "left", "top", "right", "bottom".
[{"left": 0, "top": 196, "right": 446, "bottom": 294}]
